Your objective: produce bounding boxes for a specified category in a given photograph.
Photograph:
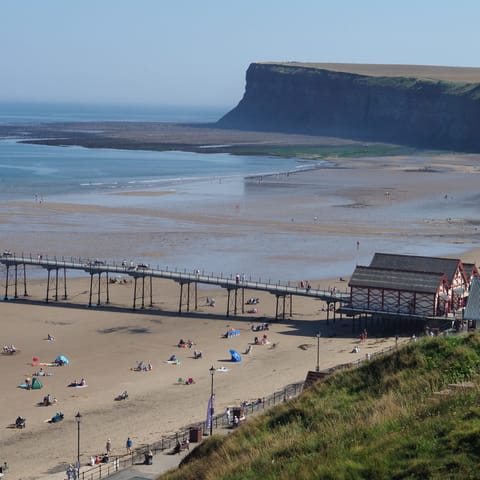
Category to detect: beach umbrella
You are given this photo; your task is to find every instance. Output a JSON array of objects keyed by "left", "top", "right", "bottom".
[
  {"left": 229, "top": 349, "right": 242, "bottom": 363},
  {"left": 55, "top": 355, "right": 69, "bottom": 365}
]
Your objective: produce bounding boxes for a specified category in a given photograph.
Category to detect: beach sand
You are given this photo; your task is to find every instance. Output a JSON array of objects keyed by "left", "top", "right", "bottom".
[{"left": 1, "top": 151, "right": 480, "bottom": 479}]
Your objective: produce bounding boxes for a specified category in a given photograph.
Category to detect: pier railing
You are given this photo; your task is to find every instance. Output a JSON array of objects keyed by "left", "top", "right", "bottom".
[{"left": 0, "top": 251, "right": 350, "bottom": 303}]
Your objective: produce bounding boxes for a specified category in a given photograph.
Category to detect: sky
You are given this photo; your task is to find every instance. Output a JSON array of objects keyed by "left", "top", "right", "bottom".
[{"left": 1, "top": 0, "right": 479, "bottom": 109}]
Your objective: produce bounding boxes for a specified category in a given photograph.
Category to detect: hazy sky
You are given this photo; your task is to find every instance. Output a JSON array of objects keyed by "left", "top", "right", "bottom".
[{"left": 2, "top": 0, "right": 479, "bottom": 109}]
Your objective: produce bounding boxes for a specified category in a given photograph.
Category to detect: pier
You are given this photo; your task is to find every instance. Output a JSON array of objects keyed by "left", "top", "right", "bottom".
[{"left": 0, "top": 252, "right": 349, "bottom": 321}]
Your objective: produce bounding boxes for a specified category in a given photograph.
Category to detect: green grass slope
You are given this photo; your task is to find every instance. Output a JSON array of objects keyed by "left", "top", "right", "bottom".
[{"left": 159, "top": 333, "right": 480, "bottom": 480}]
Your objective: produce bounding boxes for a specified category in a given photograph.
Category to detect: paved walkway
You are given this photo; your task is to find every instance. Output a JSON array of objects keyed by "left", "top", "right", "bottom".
[
  {"left": 102, "top": 448, "right": 190, "bottom": 480},
  {"left": 48, "top": 447, "right": 190, "bottom": 480}
]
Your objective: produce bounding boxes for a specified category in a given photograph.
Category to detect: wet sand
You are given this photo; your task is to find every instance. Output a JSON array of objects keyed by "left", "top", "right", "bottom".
[{"left": 1, "top": 150, "right": 480, "bottom": 479}]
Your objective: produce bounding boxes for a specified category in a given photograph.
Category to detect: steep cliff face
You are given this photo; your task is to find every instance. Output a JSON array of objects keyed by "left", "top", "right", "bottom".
[{"left": 218, "top": 63, "right": 480, "bottom": 151}]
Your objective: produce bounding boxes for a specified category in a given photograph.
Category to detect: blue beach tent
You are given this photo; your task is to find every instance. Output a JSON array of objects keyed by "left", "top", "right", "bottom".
[
  {"left": 229, "top": 349, "right": 242, "bottom": 362},
  {"left": 55, "top": 355, "right": 69, "bottom": 365}
]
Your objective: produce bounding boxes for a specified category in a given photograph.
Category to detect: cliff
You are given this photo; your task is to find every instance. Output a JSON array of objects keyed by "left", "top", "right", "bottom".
[{"left": 218, "top": 62, "right": 480, "bottom": 151}]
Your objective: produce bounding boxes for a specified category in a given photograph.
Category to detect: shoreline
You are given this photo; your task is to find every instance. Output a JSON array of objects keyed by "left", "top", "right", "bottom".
[{"left": 1, "top": 125, "right": 480, "bottom": 478}]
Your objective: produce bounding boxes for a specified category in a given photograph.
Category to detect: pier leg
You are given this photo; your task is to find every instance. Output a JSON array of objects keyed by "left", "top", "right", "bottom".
[
  {"left": 187, "top": 282, "right": 190, "bottom": 312},
  {"left": 141, "top": 275, "right": 145, "bottom": 309},
  {"left": 149, "top": 277, "right": 153, "bottom": 307},
  {"left": 178, "top": 283, "right": 183, "bottom": 313},
  {"left": 46, "top": 269, "right": 51, "bottom": 303},
  {"left": 23, "top": 264, "right": 28, "bottom": 297},
  {"left": 88, "top": 273, "right": 93, "bottom": 307},
  {"left": 226, "top": 289, "right": 231, "bottom": 317},
  {"left": 62, "top": 266, "right": 67, "bottom": 299},
  {"left": 97, "top": 273, "right": 101, "bottom": 306},
  {"left": 290, "top": 294, "right": 293, "bottom": 317},
  {"left": 275, "top": 295, "right": 279, "bottom": 320},
  {"left": 55, "top": 268, "right": 59, "bottom": 301},
  {"left": 4, "top": 265, "right": 9, "bottom": 300},
  {"left": 241, "top": 288, "right": 245, "bottom": 314},
  {"left": 234, "top": 288, "right": 238, "bottom": 316},
  {"left": 133, "top": 277, "right": 138, "bottom": 310},
  {"left": 106, "top": 272, "right": 110, "bottom": 304},
  {"left": 14, "top": 265, "right": 18, "bottom": 299},
  {"left": 194, "top": 282, "right": 198, "bottom": 310},
  {"left": 326, "top": 303, "right": 330, "bottom": 325}
]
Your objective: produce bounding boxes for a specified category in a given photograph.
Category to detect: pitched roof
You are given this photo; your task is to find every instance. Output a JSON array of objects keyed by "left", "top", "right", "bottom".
[
  {"left": 369, "top": 253, "right": 461, "bottom": 282},
  {"left": 464, "top": 277, "right": 480, "bottom": 322},
  {"left": 463, "top": 263, "right": 479, "bottom": 278},
  {"left": 349, "top": 266, "right": 445, "bottom": 294}
]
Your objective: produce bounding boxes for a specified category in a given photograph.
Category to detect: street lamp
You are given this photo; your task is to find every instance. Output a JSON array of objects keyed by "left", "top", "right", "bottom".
[
  {"left": 315, "top": 331, "right": 321, "bottom": 372},
  {"left": 75, "top": 412, "right": 82, "bottom": 471},
  {"left": 209, "top": 365, "right": 215, "bottom": 436}
]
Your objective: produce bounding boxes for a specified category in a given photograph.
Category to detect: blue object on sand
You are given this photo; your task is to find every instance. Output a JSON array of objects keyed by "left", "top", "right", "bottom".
[{"left": 229, "top": 349, "right": 242, "bottom": 362}]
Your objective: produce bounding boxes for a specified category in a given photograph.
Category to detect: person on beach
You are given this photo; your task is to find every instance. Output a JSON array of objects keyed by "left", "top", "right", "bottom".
[
  {"left": 126, "top": 437, "right": 133, "bottom": 454},
  {"left": 106, "top": 438, "right": 112, "bottom": 455}
]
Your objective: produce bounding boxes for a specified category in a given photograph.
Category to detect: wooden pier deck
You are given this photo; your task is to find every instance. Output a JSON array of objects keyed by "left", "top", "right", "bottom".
[{"left": 0, "top": 253, "right": 349, "bottom": 320}]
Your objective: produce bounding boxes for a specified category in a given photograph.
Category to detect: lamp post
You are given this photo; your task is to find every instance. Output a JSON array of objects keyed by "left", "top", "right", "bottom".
[
  {"left": 316, "top": 331, "right": 321, "bottom": 372},
  {"left": 209, "top": 365, "right": 215, "bottom": 436},
  {"left": 75, "top": 412, "right": 82, "bottom": 471}
]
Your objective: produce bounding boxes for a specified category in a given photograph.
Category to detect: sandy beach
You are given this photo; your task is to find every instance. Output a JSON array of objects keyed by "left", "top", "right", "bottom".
[{"left": 1, "top": 150, "right": 480, "bottom": 479}]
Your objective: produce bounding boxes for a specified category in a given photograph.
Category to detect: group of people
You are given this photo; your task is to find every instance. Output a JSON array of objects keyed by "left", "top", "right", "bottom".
[
  {"left": 3, "top": 344, "right": 16, "bottom": 354},
  {"left": 68, "top": 378, "right": 87, "bottom": 387},
  {"left": 42, "top": 393, "right": 56, "bottom": 406},
  {"left": 65, "top": 463, "right": 79, "bottom": 480},
  {"left": 133, "top": 361, "right": 153, "bottom": 371},
  {"left": 254, "top": 334, "right": 270, "bottom": 346},
  {"left": 251, "top": 322, "right": 269, "bottom": 332},
  {"left": 178, "top": 339, "right": 194, "bottom": 348},
  {"left": 299, "top": 280, "right": 312, "bottom": 291},
  {"left": 206, "top": 297, "right": 216, "bottom": 307}
]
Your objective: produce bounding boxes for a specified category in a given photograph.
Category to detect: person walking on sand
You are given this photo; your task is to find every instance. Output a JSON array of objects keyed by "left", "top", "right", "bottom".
[
  {"left": 126, "top": 437, "right": 133, "bottom": 454},
  {"left": 106, "top": 438, "right": 112, "bottom": 455}
]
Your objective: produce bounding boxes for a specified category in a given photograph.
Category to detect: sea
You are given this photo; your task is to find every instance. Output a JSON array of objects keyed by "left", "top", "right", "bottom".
[
  {"left": 0, "top": 102, "right": 477, "bottom": 283},
  {"left": 0, "top": 102, "right": 301, "bottom": 203}
]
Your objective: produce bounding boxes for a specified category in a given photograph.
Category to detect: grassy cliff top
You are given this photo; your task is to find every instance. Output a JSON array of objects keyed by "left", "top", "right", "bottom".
[{"left": 257, "top": 61, "right": 480, "bottom": 84}]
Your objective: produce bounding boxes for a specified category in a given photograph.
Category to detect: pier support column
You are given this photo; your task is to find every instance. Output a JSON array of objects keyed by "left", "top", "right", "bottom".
[
  {"left": 274, "top": 294, "right": 289, "bottom": 320},
  {"left": 88, "top": 273, "right": 94, "bottom": 307},
  {"left": 97, "top": 272, "right": 102, "bottom": 306},
  {"left": 55, "top": 268, "right": 59, "bottom": 301},
  {"left": 149, "top": 276, "right": 153, "bottom": 308},
  {"left": 4, "top": 265, "right": 9, "bottom": 300},
  {"left": 23, "top": 264, "right": 28, "bottom": 297},
  {"left": 177, "top": 281, "right": 191, "bottom": 313},
  {"left": 62, "top": 266, "right": 67, "bottom": 300},
  {"left": 133, "top": 276, "right": 138, "bottom": 310},
  {"left": 46, "top": 269, "right": 51, "bottom": 303},
  {"left": 194, "top": 282, "right": 198, "bottom": 311},
  {"left": 105, "top": 272, "right": 110, "bottom": 304},
  {"left": 14, "top": 264, "right": 18, "bottom": 299}
]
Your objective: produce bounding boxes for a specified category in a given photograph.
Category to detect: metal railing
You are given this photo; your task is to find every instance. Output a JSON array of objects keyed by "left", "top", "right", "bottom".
[{"left": 77, "top": 381, "right": 305, "bottom": 480}]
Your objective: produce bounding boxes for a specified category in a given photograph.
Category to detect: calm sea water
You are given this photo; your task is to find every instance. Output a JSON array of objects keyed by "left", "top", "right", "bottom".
[
  {"left": 0, "top": 102, "right": 304, "bottom": 202},
  {"left": 0, "top": 101, "right": 226, "bottom": 124},
  {"left": 0, "top": 103, "right": 477, "bottom": 282}
]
